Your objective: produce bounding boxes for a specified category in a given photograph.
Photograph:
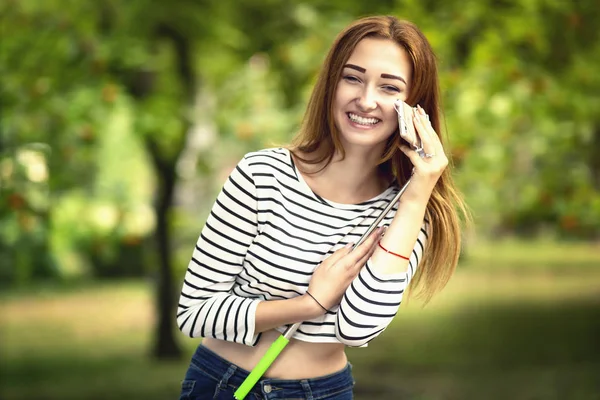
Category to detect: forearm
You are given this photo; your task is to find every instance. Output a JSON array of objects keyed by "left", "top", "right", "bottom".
[
  {"left": 254, "top": 294, "right": 324, "bottom": 333},
  {"left": 370, "top": 196, "right": 428, "bottom": 275}
]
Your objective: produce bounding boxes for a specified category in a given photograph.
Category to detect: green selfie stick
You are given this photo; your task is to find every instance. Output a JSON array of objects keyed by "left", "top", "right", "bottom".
[
  {"left": 233, "top": 335, "right": 290, "bottom": 399},
  {"left": 233, "top": 179, "right": 411, "bottom": 399}
]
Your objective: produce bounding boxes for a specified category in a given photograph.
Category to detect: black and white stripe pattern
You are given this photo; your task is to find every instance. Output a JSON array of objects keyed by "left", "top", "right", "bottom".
[{"left": 177, "top": 148, "right": 428, "bottom": 347}]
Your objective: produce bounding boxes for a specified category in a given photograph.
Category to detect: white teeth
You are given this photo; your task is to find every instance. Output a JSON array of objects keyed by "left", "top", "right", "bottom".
[{"left": 348, "top": 113, "right": 379, "bottom": 125}]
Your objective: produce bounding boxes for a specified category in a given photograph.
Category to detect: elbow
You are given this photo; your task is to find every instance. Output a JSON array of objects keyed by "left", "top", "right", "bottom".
[
  {"left": 335, "top": 303, "right": 388, "bottom": 347},
  {"left": 176, "top": 312, "right": 192, "bottom": 338},
  {"left": 335, "top": 332, "right": 369, "bottom": 347},
  {"left": 335, "top": 318, "right": 382, "bottom": 347},
  {"left": 335, "top": 326, "right": 379, "bottom": 347},
  {"left": 176, "top": 308, "right": 203, "bottom": 338}
]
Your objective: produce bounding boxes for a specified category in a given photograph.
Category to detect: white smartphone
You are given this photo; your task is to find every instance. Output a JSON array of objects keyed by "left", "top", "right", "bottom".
[{"left": 394, "top": 99, "right": 421, "bottom": 151}]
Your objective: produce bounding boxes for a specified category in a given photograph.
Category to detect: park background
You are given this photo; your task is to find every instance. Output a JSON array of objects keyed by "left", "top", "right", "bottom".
[{"left": 1, "top": 0, "right": 599, "bottom": 399}]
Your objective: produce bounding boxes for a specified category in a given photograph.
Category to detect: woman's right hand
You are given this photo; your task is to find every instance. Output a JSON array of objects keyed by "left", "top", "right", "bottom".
[{"left": 306, "top": 227, "right": 385, "bottom": 312}]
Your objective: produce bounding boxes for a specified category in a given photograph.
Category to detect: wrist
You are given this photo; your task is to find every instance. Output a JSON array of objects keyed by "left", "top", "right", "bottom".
[
  {"left": 401, "top": 176, "right": 437, "bottom": 204},
  {"left": 299, "top": 293, "right": 327, "bottom": 319},
  {"left": 398, "top": 192, "right": 430, "bottom": 210}
]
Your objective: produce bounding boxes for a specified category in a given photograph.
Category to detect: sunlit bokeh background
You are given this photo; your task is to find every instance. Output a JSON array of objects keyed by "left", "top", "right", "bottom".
[{"left": 1, "top": 0, "right": 599, "bottom": 399}]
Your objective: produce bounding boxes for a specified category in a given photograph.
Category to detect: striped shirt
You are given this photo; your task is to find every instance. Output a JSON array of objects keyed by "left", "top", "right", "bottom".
[{"left": 177, "top": 148, "right": 428, "bottom": 347}]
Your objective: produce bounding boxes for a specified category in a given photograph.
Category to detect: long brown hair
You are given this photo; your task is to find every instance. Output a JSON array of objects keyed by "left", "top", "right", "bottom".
[{"left": 289, "top": 15, "right": 470, "bottom": 303}]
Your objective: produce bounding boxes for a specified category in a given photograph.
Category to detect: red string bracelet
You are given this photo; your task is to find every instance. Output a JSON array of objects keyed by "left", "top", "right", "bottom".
[{"left": 378, "top": 240, "right": 410, "bottom": 260}]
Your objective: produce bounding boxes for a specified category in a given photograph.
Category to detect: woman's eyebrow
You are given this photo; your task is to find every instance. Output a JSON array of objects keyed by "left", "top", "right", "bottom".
[
  {"left": 344, "top": 63, "right": 366, "bottom": 73},
  {"left": 381, "top": 73, "right": 407, "bottom": 85},
  {"left": 343, "top": 64, "right": 407, "bottom": 85}
]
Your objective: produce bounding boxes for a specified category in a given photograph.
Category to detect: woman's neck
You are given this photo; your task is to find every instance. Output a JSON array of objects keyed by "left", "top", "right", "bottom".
[{"left": 295, "top": 145, "right": 390, "bottom": 204}]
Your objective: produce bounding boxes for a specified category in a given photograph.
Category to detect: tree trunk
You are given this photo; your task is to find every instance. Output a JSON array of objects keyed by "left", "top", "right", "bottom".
[
  {"left": 147, "top": 23, "right": 196, "bottom": 361},
  {"left": 150, "top": 158, "right": 183, "bottom": 359},
  {"left": 591, "top": 125, "right": 600, "bottom": 191},
  {"left": 117, "top": 21, "right": 195, "bottom": 360}
]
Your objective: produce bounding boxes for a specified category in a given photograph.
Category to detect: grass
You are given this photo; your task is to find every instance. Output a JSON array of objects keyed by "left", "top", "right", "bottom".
[
  {"left": 459, "top": 237, "right": 600, "bottom": 272},
  {"left": 1, "top": 239, "right": 600, "bottom": 400}
]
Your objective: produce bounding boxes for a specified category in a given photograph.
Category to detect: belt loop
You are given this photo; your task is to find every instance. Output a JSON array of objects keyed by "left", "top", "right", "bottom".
[
  {"left": 217, "top": 365, "right": 237, "bottom": 390},
  {"left": 300, "top": 380, "right": 313, "bottom": 400}
]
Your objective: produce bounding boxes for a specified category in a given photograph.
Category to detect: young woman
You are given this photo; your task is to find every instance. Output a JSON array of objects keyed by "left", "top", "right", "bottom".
[{"left": 177, "top": 15, "right": 468, "bottom": 400}]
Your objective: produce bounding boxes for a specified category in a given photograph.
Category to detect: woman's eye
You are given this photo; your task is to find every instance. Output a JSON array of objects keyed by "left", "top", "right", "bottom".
[
  {"left": 383, "top": 85, "right": 401, "bottom": 93},
  {"left": 343, "top": 75, "right": 360, "bottom": 83}
]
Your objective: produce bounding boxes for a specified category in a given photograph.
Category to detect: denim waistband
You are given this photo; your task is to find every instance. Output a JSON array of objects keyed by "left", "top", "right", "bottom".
[{"left": 191, "top": 344, "right": 354, "bottom": 398}]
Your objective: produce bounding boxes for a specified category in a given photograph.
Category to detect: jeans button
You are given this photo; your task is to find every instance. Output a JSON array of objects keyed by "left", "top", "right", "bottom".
[{"left": 264, "top": 384, "right": 272, "bottom": 393}]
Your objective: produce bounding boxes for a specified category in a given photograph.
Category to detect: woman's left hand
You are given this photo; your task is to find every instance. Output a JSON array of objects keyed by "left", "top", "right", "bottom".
[{"left": 399, "top": 105, "right": 448, "bottom": 201}]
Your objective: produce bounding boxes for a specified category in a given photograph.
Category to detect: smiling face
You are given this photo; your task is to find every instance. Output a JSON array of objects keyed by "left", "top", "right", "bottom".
[{"left": 333, "top": 37, "right": 412, "bottom": 152}]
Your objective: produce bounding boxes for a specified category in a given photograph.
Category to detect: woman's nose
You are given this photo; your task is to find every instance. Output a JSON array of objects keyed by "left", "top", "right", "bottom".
[{"left": 356, "top": 87, "right": 377, "bottom": 111}]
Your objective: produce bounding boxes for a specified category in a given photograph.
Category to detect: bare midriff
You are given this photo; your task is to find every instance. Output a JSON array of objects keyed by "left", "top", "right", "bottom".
[{"left": 201, "top": 329, "right": 347, "bottom": 379}]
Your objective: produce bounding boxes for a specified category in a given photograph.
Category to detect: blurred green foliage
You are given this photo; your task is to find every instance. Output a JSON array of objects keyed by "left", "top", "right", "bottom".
[
  {"left": 1, "top": 0, "right": 599, "bottom": 287},
  {"left": 1, "top": 2, "right": 599, "bottom": 396}
]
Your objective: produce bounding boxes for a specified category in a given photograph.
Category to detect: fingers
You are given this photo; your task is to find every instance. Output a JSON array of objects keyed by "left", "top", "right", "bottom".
[
  {"left": 415, "top": 105, "right": 444, "bottom": 155},
  {"left": 400, "top": 105, "right": 450, "bottom": 168},
  {"left": 413, "top": 108, "right": 436, "bottom": 156},
  {"left": 400, "top": 144, "right": 424, "bottom": 166},
  {"left": 344, "top": 227, "right": 383, "bottom": 267},
  {"left": 324, "top": 243, "right": 353, "bottom": 266},
  {"left": 354, "top": 239, "right": 379, "bottom": 271}
]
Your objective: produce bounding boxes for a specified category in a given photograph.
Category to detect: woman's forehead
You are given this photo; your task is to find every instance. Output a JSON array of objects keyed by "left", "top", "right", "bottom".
[{"left": 345, "top": 37, "right": 412, "bottom": 83}]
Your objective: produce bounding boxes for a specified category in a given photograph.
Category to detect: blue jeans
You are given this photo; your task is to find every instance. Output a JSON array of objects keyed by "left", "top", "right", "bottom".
[{"left": 180, "top": 344, "right": 355, "bottom": 400}]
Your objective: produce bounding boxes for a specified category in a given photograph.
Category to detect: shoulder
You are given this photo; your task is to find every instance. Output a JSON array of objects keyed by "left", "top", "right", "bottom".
[
  {"left": 241, "top": 147, "right": 295, "bottom": 176},
  {"left": 243, "top": 147, "right": 291, "bottom": 165}
]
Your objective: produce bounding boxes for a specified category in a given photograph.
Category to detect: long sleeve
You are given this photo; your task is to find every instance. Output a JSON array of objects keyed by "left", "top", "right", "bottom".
[
  {"left": 335, "top": 224, "right": 428, "bottom": 347},
  {"left": 176, "top": 155, "right": 263, "bottom": 346}
]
